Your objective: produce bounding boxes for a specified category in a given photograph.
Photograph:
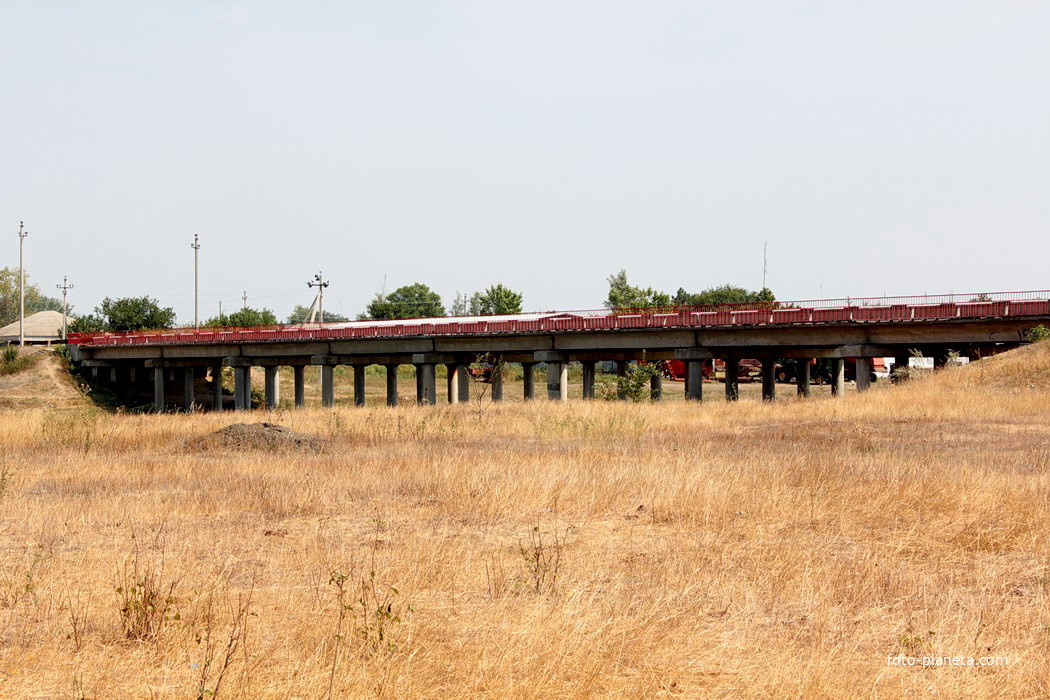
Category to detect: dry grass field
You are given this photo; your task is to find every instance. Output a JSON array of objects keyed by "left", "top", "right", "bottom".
[{"left": 0, "top": 344, "right": 1048, "bottom": 698}]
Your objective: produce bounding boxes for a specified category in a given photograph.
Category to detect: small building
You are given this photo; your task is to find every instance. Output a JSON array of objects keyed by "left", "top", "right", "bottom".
[{"left": 0, "top": 310, "right": 71, "bottom": 345}]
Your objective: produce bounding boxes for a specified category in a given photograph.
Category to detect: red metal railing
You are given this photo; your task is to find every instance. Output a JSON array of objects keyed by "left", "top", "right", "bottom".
[{"left": 66, "top": 290, "right": 1050, "bottom": 348}]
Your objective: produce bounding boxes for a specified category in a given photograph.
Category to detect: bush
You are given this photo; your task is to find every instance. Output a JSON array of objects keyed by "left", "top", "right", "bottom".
[{"left": 1026, "top": 324, "right": 1050, "bottom": 342}]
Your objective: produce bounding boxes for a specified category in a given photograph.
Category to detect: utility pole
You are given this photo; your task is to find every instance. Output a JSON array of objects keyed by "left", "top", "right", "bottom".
[
  {"left": 307, "top": 272, "right": 330, "bottom": 397},
  {"left": 762, "top": 241, "right": 768, "bottom": 291},
  {"left": 17, "top": 222, "right": 28, "bottom": 346},
  {"left": 56, "top": 276, "right": 74, "bottom": 341},
  {"left": 308, "top": 272, "right": 329, "bottom": 322},
  {"left": 191, "top": 234, "right": 200, "bottom": 329},
  {"left": 242, "top": 290, "right": 248, "bottom": 310}
]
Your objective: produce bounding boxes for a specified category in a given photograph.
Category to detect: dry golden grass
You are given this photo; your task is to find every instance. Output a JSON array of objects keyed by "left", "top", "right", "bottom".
[{"left": 0, "top": 346, "right": 1048, "bottom": 698}]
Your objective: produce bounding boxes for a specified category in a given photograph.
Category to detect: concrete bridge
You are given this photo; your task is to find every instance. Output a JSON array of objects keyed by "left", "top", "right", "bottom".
[{"left": 67, "top": 291, "right": 1050, "bottom": 412}]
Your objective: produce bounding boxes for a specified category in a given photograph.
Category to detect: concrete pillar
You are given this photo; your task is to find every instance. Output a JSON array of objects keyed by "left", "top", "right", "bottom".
[
  {"left": 183, "top": 367, "right": 196, "bottom": 411},
  {"left": 581, "top": 361, "right": 596, "bottom": 400},
  {"left": 796, "top": 360, "right": 812, "bottom": 398},
  {"left": 616, "top": 360, "right": 629, "bottom": 401},
  {"left": 650, "top": 371, "right": 663, "bottom": 401},
  {"left": 385, "top": 364, "right": 398, "bottom": 407},
  {"left": 446, "top": 363, "right": 460, "bottom": 405},
  {"left": 233, "top": 365, "right": 246, "bottom": 410},
  {"left": 724, "top": 359, "right": 740, "bottom": 401},
  {"left": 522, "top": 363, "right": 536, "bottom": 401},
  {"left": 109, "top": 367, "right": 118, "bottom": 384},
  {"left": 353, "top": 365, "right": 366, "bottom": 406},
  {"left": 761, "top": 359, "right": 776, "bottom": 402},
  {"left": 293, "top": 365, "right": 305, "bottom": 407},
  {"left": 490, "top": 364, "right": 503, "bottom": 402},
  {"left": 855, "top": 357, "right": 872, "bottom": 392},
  {"left": 264, "top": 366, "right": 279, "bottom": 410},
  {"left": 153, "top": 367, "right": 165, "bottom": 413},
  {"left": 458, "top": 365, "right": 471, "bottom": 403},
  {"left": 321, "top": 365, "right": 335, "bottom": 407},
  {"left": 685, "top": 360, "right": 703, "bottom": 401},
  {"left": 547, "top": 362, "right": 568, "bottom": 401},
  {"left": 213, "top": 365, "right": 224, "bottom": 411},
  {"left": 416, "top": 364, "right": 436, "bottom": 405},
  {"left": 831, "top": 359, "right": 845, "bottom": 396}
]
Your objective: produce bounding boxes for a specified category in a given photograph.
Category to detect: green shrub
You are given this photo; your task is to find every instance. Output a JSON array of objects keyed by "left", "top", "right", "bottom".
[{"left": 1026, "top": 324, "right": 1050, "bottom": 342}]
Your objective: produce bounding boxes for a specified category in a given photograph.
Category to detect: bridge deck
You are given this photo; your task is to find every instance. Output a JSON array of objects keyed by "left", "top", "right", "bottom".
[{"left": 68, "top": 291, "right": 1050, "bottom": 348}]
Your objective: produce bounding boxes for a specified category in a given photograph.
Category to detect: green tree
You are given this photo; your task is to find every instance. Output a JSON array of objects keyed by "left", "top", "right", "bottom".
[
  {"left": 362, "top": 283, "right": 445, "bottom": 320},
  {"left": 205, "top": 307, "right": 279, "bottom": 327},
  {"left": 0, "top": 268, "right": 67, "bottom": 326},
  {"left": 95, "top": 297, "right": 176, "bottom": 331},
  {"left": 672, "top": 284, "right": 776, "bottom": 306},
  {"left": 604, "top": 270, "right": 671, "bottom": 309},
  {"left": 67, "top": 314, "right": 106, "bottom": 334},
  {"left": 468, "top": 284, "right": 524, "bottom": 315},
  {"left": 287, "top": 305, "right": 351, "bottom": 323}
]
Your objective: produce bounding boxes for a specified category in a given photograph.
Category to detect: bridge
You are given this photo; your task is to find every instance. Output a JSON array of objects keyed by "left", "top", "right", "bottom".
[{"left": 67, "top": 290, "right": 1050, "bottom": 412}]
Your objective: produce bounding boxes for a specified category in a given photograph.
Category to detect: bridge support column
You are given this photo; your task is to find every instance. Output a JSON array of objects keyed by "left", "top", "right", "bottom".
[
  {"left": 724, "top": 359, "right": 740, "bottom": 401},
  {"left": 458, "top": 365, "right": 470, "bottom": 403},
  {"left": 831, "top": 359, "right": 845, "bottom": 396},
  {"left": 547, "top": 362, "right": 568, "bottom": 401},
  {"left": 212, "top": 365, "right": 224, "bottom": 411},
  {"left": 581, "top": 361, "right": 596, "bottom": 400},
  {"left": 265, "top": 366, "right": 279, "bottom": 410},
  {"left": 232, "top": 366, "right": 247, "bottom": 410},
  {"left": 616, "top": 360, "right": 629, "bottom": 400},
  {"left": 491, "top": 364, "right": 503, "bottom": 402},
  {"left": 855, "top": 358, "right": 872, "bottom": 392},
  {"left": 321, "top": 365, "right": 335, "bottom": 407},
  {"left": 183, "top": 367, "right": 196, "bottom": 411},
  {"left": 686, "top": 361, "right": 703, "bottom": 401},
  {"left": 416, "top": 364, "right": 436, "bottom": 405},
  {"left": 446, "top": 363, "right": 461, "bottom": 404},
  {"left": 293, "top": 365, "right": 305, "bottom": 407},
  {"left": 796, "top": 360, "right": 811, "bottom": 398},
  {"left": 153, "top": 367, "right": 165, "bottom": 413},
  {"left": 385, "top": 364, "right": 398, "bottom": 407},
  {"left": 353, "top": 365, "right": 366, "bottom": 406},
  {"left": 650, "top": 371, "right": 663, "bottom": 401},
  {"left": 761, "top": 359, "right": 776, "bottom": 402},
  {"left": 522, "top": 363, "right": 536, "bottom": 401}
]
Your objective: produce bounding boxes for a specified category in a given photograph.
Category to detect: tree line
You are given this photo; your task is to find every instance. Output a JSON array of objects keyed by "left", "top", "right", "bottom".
[{"left": 2, "top": 267, "right": 773, "bottom": 333}]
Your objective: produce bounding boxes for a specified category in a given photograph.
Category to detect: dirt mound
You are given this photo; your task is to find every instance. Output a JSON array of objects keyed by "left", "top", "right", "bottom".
[
  {"left": 0, "top": 352, "right": 91, "bottom": 411},
  {"left": 945, "top": 340, "right": 1050, "bottom": 391},
  {"left": 185, "top": 422, "right": 325, "bottom": 451}
]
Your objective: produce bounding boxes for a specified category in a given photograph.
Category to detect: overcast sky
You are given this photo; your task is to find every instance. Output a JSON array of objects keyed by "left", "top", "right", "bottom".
[{"left": 2, "top": 1, "right": 1047, "bottom": 323}]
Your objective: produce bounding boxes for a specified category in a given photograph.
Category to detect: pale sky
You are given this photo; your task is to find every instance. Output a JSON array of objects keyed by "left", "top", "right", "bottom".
[{"left": 2, "top": 1, "right": 1048, "bottom": 323}]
